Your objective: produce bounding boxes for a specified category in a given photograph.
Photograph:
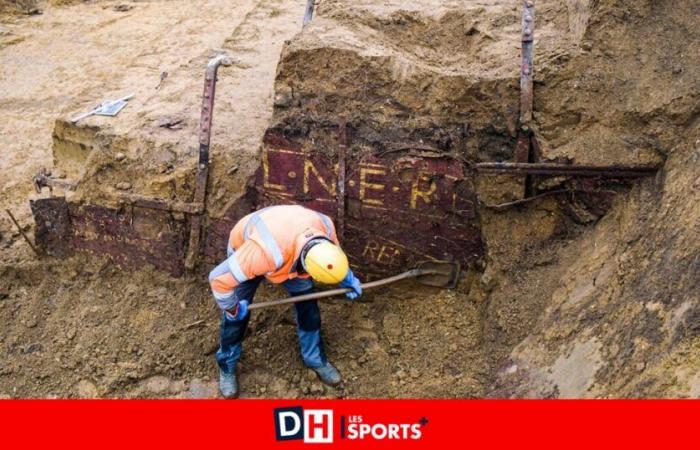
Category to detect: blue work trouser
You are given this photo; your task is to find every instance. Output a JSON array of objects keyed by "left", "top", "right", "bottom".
[{"left": 216, "top": 276, "right": 326, "bottom": 374}]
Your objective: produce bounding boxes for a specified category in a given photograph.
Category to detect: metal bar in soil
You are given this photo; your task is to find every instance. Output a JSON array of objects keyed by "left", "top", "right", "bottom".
[
  {"left": 336, "top": 117, "right": 347, "bottom": 240},
  {"left": 483, "top": 188, "right": 592, "bottom": 211},
  {"left": 185, "top": 54, "right": 228, "bottom": 270},
  {"left": 115, "top": 193, "right": 203, "bottom": 215},
  {"left": 5, "top": 209, "right": 42, "bottom": 256},
  {"left": 520, "top": 0, "right": 535, "bottom": 128},
  {"left": 475, "top": 162, "right": 658, "bottom": 177}
]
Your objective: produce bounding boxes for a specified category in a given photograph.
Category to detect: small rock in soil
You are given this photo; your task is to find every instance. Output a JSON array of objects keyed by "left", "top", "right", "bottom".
[
  {"left": 157, "top": 116, "right": 185, "bottom": 130},
  {"left": 186, "top": 378, "right": 218, "bottom": 398},
  {"left": 382, "top": 313, "right": 403, "bottom": 345},
  {"left": 143, "top": 376, "right": 171, "bottom": 394},
  {"left": 23, "top": 343, "right": 42, "bottom": 354},
  {"left": 305, "top": 369, "right": 317, "bottom": 382},
  {"left": 77, "top": 380, "right": 99, "bottom": 398}
]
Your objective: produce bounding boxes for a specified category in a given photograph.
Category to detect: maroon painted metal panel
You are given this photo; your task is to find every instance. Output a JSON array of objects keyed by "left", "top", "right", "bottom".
[
  {"left": 31, "top": 198, "right": 188, "bottom": 277},
  {"left": 30, "top": 197, "right": 73, "bottom": 257},
  {"left": 208, "top": 132, "right": 484, "bottom": 277}
]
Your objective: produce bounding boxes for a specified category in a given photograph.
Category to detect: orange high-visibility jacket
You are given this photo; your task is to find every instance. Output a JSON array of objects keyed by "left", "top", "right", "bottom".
[{"left": 209, "top": 205, "right": 339, "bottom": 303}]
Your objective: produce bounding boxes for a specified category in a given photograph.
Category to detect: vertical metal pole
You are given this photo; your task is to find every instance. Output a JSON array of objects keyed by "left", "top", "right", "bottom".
[
  {"left": 336, "top": 118, "right": 347, "bottom": 240},
  {"left": 520, "top": 0, "right": 535, "bottom": 129},
  {"left": 518, "top": 1, "right": 536, "bottom": 197},
  {"left": 185, "top": 54, "right": 227, "bottom": 270},
  {"left": 303, "top": 0, "right": 315, "bottom": 26}
]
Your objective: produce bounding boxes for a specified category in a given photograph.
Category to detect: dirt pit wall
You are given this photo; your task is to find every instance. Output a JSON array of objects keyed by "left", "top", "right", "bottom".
[{"left": 482, "top": 0, "right": 700, "bottom": 397}]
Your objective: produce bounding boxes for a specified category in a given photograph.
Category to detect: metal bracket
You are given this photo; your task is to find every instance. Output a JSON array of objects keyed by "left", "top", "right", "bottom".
[{"left": 33, "top": 169, "right": 77, "bottom": 194}]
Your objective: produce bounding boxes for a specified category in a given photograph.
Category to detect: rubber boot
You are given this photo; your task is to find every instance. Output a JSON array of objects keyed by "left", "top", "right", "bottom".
[
  {"left": 219, "top": 370, "right": 239, "bottom": 399},
  {"left": 313, "top": 361, "right": 342, "bottom": 386}
]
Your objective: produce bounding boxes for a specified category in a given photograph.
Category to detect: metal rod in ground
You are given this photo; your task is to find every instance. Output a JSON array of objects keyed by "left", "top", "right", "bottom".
[
  {"left": 475, "top": 162, "right": 659, "bottom": 178},
  {"left": 5, "top": 209, "right": 42, "bottom": 257},
  {"left": 185, "top": 54, "right": 228, "bottom": 270},
  {"left": 303, "top": 0, "right": 315, "bottom": 26},
  {"left": 483, "top": 188, "right": 619, "bottom": 212},
  {"left": 520, "top": 0, "right": 535, "bottom": 128},
  {"left": 336, "top": 117, "right": 347, "bottom": 240}
]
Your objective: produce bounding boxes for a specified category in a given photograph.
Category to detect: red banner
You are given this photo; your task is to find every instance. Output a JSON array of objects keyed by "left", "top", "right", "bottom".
[{"left": 1, "top": 400, "right": 698, "bottom": 448}]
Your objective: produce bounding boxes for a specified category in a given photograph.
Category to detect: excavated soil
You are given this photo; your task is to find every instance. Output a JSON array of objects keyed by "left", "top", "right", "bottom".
[{"left": 1, "top": 0, "right": 698, "bottom": 398}]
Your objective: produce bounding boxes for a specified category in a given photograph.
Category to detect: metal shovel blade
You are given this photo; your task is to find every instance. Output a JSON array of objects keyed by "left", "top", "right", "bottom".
[{"left": 415, "top": 261, "right": 461, "bottom": 289}]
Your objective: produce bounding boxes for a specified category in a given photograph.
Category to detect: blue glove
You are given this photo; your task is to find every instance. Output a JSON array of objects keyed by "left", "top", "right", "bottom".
[
  {"left": 340, "top": 270, "right": 362, "bottom": 300},
  {"left": 225, "top": 300, "right": 249, "bottom": 321}
]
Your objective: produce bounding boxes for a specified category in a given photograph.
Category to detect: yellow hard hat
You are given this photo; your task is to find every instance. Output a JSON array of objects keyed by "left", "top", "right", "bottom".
[{"left": 304, "top": 240, "right": 349, "bottom": 284}]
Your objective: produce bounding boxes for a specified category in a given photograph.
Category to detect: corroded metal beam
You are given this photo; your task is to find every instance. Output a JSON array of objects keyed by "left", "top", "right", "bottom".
[
  {"left": 520, "top": 0, "right": 535, "bottom": 128},
  {"left": 475, "top": 162, "right": 659, "bottom": 177},
  {"left": 116, "top": 193, "right": 203, "bottom": 215},
  {"left": 33, "top": 170, "right": 203, "bottom": 214},
  {"left": 185, "top": 54, "right": 230, "bottom": 270}
]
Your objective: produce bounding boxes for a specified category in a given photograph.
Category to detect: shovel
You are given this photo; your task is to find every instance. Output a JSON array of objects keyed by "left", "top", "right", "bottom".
[{"left": 248, "top": 261, "right": 460, "bottom": 310}]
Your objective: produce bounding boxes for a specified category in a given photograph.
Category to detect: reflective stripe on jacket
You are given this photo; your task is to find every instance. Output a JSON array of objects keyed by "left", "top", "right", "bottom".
[{"left": 209, "top": 205, "right": 338, "bottom": 308}]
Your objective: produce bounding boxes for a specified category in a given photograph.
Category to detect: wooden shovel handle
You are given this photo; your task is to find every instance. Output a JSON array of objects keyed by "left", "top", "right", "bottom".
[{"left": 248, "top": 268, "right": 432, "bottom": 310}]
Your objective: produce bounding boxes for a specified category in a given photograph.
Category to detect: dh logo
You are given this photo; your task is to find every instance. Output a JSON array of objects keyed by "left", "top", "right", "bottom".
[{"left": 274, "top": 406, "right": 333, "bottom": 443}]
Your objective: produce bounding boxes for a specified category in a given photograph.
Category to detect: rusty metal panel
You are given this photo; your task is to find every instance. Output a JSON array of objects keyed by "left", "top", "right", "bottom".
[
  {"left": 31, "top": 198, "right": 188, "bottom": 277},
  {"left": 69, "top": 204, "right": 188, "bottom": 277},
  {"left": 237, "top": 132, "right": 484, "bottom": 277},
  {"left": 30, "top": 197, "right": 73, "bottom": 257}
]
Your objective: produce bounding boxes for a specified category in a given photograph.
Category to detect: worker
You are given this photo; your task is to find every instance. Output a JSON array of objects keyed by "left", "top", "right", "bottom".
[{"left": 208, "top": 204, "right": 363, "bottom": 398}]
